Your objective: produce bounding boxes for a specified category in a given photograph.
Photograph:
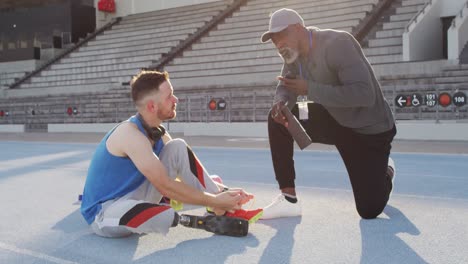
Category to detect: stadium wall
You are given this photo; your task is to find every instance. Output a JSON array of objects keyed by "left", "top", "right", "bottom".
[
  {"left": 2, "top": 122, "right": 466, "bottom": 141},
  {"left": 95, "top": 0, "right": 225, "bottom": 27},
  {"left": 448, "top": 2, "right": 468, "bottom": 60},
  {"left": 403, "top": 0, "right": 464, "bottom": 61}
]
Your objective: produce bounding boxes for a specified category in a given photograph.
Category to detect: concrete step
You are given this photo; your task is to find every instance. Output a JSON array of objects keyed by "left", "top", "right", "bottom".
[
  {"left": 183, "top": 44, "right": 272, "bottom": 57},
  {"left": 367, "top": 54, "right": 403, "bottom": 64},
  {"left": 443, "top": 64, "right": 468, "bottom": 71},
  {"left": 229, "top": 0, "right": 372, "bottom": 24},
  {"left": 97, "top": 22, "right": 205, "bottom": 40},
  {"left": 81, "top": 35, "right": 187, "bottom": 52},
  {"left": 43, "top": 62, "right": 149, "bottom": 76},
  {"left": 440, "top": 70, "right": 468, "bottom": 77},
  {"left": 167, "top": 56, "right": 282, "bottom": 72},
  {"left": 238, "top": 0, "right": 376, "bottom": 19},
  {"left": 11, "top": 83, "right": 115, "bottom": 97},
  {"left": 218, "top": 11, "right": 367, "bottom": 30},
  {"left": 53, "top": 54, "right": 160, "bottom": 70},
  {"left": 191, "top": 38, "right": 261, "bottom": 50},
  {"left": 19, "top": 77, "right": 129, "bottom": 90},
  {"left": 390, "top": 12, "right": 416, "bottom": 22},
  {"left": 31, "top": 69, "right": 138, "bottom": 83},
  {"left": 71, "top": 41, "right": 179, "bottom": 57},
  {"left": 241, "top": 0, "right": 378, "bottom": 11},
  {"left": 62, "top": 48, "right": 170, "bottom": 63},
  {"left": 381, "top": 81, "right": 441, "bottom": 90},
  {"left": 203, "top": 31, "right": 264, "bottom": 42},
  {"left": 89, "top": 28, "right": 195, "bottom": 46},
  {"left": 376, "top": 28, "right": 405, "bottom": 38},
  {"left": 172, "top": 49, "right": 278, "bottom": 64},
  {"left": 364, "top": 46, "right": 402, "bottom": 56},
  {"left": 396, "top": 4, "right": 423, "bottom": 14},
  {"left": 170, "top": 71, "right": 277, "bottom": 89},
  {"left": 169, "top": 63, "right": 278, "bottom": 78},
  {"left": 108, "top": 16, "right": 212, "bottom": 35},
  {"left": 0, "top": 72, "right": 26, "bottom": 85},
  {"left": 368, "top": 37, "right": 402, "bottom": 47},
  {"left": 436, "top": 76, "right": 468, "bottom": 84},
  {"left": 226, "top": 3, "right": 372, "bottom": 25},
  {"left": 124, "top": 1, "right": 227, "bottom": 20},
  {"left": 383, "top": 21, "right": 408, "bottom": 30},
  {"left": 0, "top": 72, "right": 26, "bottom": 78},
  {"left": 381, "top": 76, "right": 438, "bottom": 84},
  {"left": 117, "top": 8, "right": 222, "bottom": 27},
  {"left": 113, "top": 15, "right": 216, "bottom": 35},
  {"left": 22, "top": 78, "right": 113, "bottom": 88},
  {"left": 210, "top": 19, "right": 359, "bottom": 37},
  {"left": 402, "top": 0, "right": 428, "bottom": 7}
]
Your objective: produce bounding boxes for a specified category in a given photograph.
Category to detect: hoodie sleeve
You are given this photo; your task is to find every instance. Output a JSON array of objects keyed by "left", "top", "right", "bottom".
[
  {"left": 275, "top": 63, "right": 298, "bottom": 109},
  {"left": 307, "top": 33, "right": 376, "bottom": 108}
]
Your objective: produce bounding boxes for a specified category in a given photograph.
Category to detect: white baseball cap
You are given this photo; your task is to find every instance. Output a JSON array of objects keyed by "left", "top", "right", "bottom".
[{"left": 261, "top": 8, "right": 304, "bottom": 43}]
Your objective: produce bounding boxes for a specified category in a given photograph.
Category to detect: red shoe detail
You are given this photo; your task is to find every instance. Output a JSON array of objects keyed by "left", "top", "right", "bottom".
[{"left": 225, "top": 209, "right": 263, "bottom": 224}]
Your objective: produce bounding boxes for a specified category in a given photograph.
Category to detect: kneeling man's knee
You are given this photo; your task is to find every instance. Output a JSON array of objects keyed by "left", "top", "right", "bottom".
[{"left": 356, "top": 202, "right": 386, "bottom": 219}]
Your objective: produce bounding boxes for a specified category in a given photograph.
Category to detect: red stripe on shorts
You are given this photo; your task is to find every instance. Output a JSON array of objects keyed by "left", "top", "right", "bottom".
[{"left": 126, "top": 206, "right": 171, "bottom": 228}]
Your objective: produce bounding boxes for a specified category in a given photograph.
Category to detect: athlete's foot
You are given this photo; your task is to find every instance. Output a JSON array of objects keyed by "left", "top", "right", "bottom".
[
  {"left": 225, "top": 208, "right": 263, "bottom": 224},
  {"left": 207, "top": 208, "right": 263, "bottom": 224}
]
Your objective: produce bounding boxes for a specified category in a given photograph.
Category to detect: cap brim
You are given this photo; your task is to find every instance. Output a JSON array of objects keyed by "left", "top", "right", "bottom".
[
  {"left": 261, "top": 32, "right": 273, "bottom": 43},
  {"left": 260, "top": 25, "right": 288, "bottom": 43}
]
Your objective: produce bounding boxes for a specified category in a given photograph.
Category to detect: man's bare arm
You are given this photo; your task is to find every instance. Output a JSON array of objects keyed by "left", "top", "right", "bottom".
[{"left": 112, "top": 123, "right": 241, "bottom": 211}]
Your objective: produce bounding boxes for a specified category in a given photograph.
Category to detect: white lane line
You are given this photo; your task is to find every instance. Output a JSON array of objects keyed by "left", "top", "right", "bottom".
[
  {"left": 0, "top": 242, "right": 78, "bottom": 264},
  {"left": 0, "top": 151, "right": 86, "bottom": 172}
]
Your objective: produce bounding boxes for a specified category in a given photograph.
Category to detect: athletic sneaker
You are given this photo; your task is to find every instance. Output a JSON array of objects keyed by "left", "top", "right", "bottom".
[
  {"left": 261, "top": 194, "right": 302, "bottom": 219},
  {"left": 207, "top": 208, "right": 263, "bottom": 224},
  {"left": 387, "top": 157, "right": 396, "bottom": 195},
  {"left": 387, "top": 157, "right": 396, "bottom": 181},
  {"left": 225, "top": 208, "right": 263, "bottom": 224}
]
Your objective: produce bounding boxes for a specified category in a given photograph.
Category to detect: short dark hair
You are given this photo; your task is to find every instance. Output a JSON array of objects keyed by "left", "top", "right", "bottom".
[{"left": 130, "top": 70, "right": 169, "bottom": 103}]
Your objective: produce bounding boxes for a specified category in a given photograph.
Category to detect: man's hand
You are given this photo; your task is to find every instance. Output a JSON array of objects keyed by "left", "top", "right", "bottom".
[
  {"left": 270, "top": 101, "right": 288, "bottom": 127},
  {"left": 212, "top": 190, "right": 242, "bottom": 212},
  {"left": 228, "top": 188, "right": 254, "bottom": 205},
  {"left": 278, "top": 76, "right": 307, "bottom": 95}
]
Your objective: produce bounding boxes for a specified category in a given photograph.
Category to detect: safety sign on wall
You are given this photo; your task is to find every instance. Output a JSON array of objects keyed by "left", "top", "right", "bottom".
[{"left": 395, "top": 92, "right": 466, "bottom": 108}]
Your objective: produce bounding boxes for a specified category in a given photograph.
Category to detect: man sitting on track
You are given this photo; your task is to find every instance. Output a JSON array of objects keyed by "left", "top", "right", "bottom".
[{"left": 80, "top": 70, "right": 262, "bottom": 238}]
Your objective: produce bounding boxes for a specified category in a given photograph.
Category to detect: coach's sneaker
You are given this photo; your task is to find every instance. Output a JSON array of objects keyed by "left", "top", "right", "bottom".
[
  {"left": 225, "top": 208, "right": 263, "bottom": 224},
  {"left": 261, "top": 194, "right": 302, "bottom": 219},
  {"left": 387, "top": 157, "right": 396, "bottom": 181},
  {"left": 387, "top": 157, "right": 396, "bottom": 195}
]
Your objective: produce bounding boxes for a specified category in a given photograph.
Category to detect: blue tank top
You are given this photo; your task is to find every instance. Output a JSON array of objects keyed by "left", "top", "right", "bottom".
[{"left": 80, "top": 115, "right": 164, "bottom": 224}]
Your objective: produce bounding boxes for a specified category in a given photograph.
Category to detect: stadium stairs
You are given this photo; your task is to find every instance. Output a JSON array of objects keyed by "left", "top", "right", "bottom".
[
  {"left": 1, "top": 0, "right": 467, "bottom": 129},
  {"left": 365, "top": 0, "right": 468, "bottom": 120}
]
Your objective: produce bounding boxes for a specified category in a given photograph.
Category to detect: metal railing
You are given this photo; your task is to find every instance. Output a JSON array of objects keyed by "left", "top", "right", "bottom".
[
  {"left": 451, "top": 1, "right": 468, "bottom": 28},
  {"left": 0, "top": 88, "right": 466, "bottom": 126},
  {"left": 405, "top": 0, "right": 434, "bottom": 32}
]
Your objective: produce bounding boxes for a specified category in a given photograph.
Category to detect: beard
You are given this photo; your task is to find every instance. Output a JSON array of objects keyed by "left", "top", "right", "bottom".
[
  {"left": 279, "top": 47, "right": 299, "bottom": 64},
  {"left": 157, "top": 105, "right": 177, "bottom": 121}
]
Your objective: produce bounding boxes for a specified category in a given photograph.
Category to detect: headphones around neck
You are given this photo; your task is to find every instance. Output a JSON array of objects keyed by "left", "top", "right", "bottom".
[{"left": 136, "top": 113, "right": 166, "bottom": 142}]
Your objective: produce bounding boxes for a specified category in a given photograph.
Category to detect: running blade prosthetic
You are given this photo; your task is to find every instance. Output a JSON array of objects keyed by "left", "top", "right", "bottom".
[{"left": 179, "top": 214, "right": 249, "bottom": 237}]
